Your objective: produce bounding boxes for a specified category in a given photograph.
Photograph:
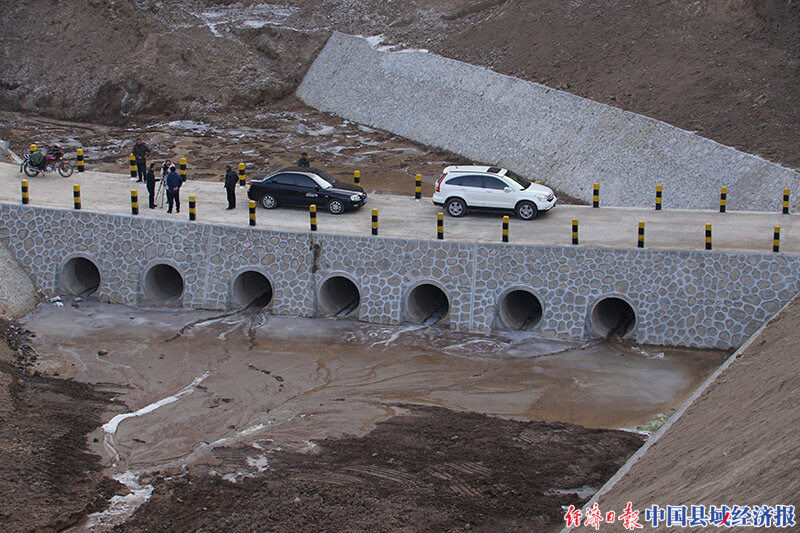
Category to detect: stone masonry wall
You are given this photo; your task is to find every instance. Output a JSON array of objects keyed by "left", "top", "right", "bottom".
[
  {"left": 1, "top": 202, "right": 799, "bottom": 350},
  {"left": 297, "top": 33, "right": 800, "bottom": 212},
  {"left": 0, "top": 240, "right": 39, "bottom": 317}
]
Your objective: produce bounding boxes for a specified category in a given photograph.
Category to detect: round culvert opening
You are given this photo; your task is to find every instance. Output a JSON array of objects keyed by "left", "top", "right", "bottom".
[
  {"left": 61, "top": 257, "right": 100, "bottom": 296},
  {"left": 406, "top": 283, "right": 450, "bottom": 325},
  {"left": 498, "top": 290, "right": 543, "bottom": 330},
  {"left": 233, "top": 271, "right": 273, "bottom": 308},
  {"left": 144, "top": 264, "right": 184, "bottom": 304},
  {"left": 319, "top": 276, "right": 360, "bottom": 318},
  {"left": 590, "top": 297, "right": 636, "bottom": 338}
]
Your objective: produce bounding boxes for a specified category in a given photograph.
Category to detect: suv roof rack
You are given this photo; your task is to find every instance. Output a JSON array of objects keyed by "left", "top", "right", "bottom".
[{"left": 487, "top": 166, "right": 503, "bottom": 173}]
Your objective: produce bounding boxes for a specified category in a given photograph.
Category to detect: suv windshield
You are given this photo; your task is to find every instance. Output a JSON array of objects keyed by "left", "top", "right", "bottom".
[{"left": 503, "top": 169, "right": 532, "bottom": 189}]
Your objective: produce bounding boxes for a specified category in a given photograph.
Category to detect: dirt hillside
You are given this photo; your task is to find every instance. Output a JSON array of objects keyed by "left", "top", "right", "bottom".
[{"left": 1, "top": 0, "right": 798, "bottom": 168}]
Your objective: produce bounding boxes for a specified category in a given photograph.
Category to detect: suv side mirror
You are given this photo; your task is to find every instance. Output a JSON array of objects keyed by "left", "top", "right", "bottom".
[{"left": 504, "top": 187, "right": 512, "bottom": 193}]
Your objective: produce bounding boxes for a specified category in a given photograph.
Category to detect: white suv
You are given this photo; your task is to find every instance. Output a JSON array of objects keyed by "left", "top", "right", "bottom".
[{"left": 433, "top": 166, "right": 557, "bottom": 220}]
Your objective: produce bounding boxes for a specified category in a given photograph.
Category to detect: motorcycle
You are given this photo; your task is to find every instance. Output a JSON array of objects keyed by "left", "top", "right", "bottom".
[{"left": 20, "top": 148, "right": 74, "bottom": 178}]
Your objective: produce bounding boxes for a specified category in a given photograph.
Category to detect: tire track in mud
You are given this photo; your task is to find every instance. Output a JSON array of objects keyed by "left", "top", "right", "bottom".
[
  {"left": 429, "top": 461, "right": 491, "bottom": 498},
  {"left": 343, "top": 465, "right": 422, "bottom": 489}
]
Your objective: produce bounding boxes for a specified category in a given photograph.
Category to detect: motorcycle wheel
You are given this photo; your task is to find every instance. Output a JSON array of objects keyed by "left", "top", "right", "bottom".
[
  {"left": 58, "top": 161, "right": 74, "bottom": 177},
  {"left": 23, "top": 161, "right": 40, "bottom": 177}
]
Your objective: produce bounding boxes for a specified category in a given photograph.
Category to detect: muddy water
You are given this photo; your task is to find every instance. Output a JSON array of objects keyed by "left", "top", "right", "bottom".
[{"left": 25, "top": 299, "right": 725, "bottom": 475}]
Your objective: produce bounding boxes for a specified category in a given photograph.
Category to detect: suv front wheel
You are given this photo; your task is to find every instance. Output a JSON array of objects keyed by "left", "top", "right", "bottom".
[
  {"left": 516, "top": 200, "right": 538, "bottom": 220},
  {"left": 445, "top": 198, "right": 467, "bottom": 217}
]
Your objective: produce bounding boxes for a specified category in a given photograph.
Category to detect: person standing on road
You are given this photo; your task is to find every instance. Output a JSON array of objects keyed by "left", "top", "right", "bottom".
[
  {"left": 166, "top": 165, "right": 182, "bottom": 214},
  {"left": 161, "top": 159, "right": 172, "bottom": 180},
  {"left": 224, "top": 164, "right": 239, "bottom": 210},
  {"left": 296, "top": 152, "right": 311, "bottom": 167},
  {"left": 145, "top": 163, "right": 158, "bottom": 209},
  {"left": 132, "top": 138, "right": 150, "bottom": 182}
]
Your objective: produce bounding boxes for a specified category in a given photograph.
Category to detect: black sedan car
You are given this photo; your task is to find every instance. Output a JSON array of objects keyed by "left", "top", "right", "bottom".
[{"left": 247, "top": 167, "right": 368, "bottom": 214}]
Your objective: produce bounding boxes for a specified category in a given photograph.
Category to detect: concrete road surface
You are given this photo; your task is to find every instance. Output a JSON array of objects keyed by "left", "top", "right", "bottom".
[{"left": 2, "top": 162, "right": 798, "bottom": 254}]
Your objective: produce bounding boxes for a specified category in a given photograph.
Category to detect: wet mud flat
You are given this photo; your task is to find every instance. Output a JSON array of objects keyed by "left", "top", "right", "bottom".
[
  {"left": 119, "top": 406, "right": 643, "bottom": 533},
  {"left": 5, "top": 299, "right": 726, "bottom": 532}
]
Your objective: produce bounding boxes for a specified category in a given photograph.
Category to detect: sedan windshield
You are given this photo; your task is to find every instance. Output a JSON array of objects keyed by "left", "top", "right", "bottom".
[
  {"left": 503, "top": 169, "right": 532, "bottom": 189},
  {"left": 309, "top": 173, "right": 333, "bottom": 189},
  {"left": 313, "top": 169, "right": 337, "bottom": 186}
]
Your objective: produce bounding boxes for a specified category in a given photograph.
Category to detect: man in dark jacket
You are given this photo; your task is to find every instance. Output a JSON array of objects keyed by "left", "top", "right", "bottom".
[
  {"left": 296, "top": 152, "right": 311, "bottom": 167},
  {"left": 224, "top": 164, "right": 238, "bottom": 209},
  {"left": 165, "top": 165, "right": 182, "bottom": 213},
  {"left": 145, "top": 163, "right": 158, "bottom": 209},
  {"left": 132, "top": 138, "right": 150, "bottom": 182}
]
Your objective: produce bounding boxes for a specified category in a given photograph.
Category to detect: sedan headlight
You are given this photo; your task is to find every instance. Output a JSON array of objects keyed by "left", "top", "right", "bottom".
[{"left": 350, "top": 194, "right": 362, "bottom": 201}]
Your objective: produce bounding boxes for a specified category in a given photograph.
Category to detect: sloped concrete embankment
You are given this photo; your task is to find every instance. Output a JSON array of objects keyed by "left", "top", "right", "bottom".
[
  {"left": 297, "top": 33, "right": 799, "bottom": 212},
  {"left": 0, "top": 241, "right": 39, "bottom": 318}
]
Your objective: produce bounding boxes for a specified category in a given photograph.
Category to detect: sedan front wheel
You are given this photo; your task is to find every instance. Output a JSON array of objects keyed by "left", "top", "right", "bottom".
[
  {"left": 260, "top": 194, "right": 277, "bottom": 209},
  {"left": 328, "top": 199, "right": 345, "bottom": 214}
]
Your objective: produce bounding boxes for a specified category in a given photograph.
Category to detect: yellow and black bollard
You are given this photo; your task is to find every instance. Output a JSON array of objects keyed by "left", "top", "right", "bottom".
[
  {"left": 782, "top": 188, "right": 790, "bottom": 215},
  {"left": 180, "top": 158, "right": 187, "bottom": 182},
  {"left": 719, "top": 187, "right": 727, "bottom": 213},
  {"left": 21, "top": 179, "right": 29, "bottom": 205},
  {"left": 73, "top": 184, "right": 81, "bottom": 210},
  {"left": 572, "top": 218, "right": 579, "bottom": 245},
  {"left": 592, "top": 182, "right": 599, "bottom": 208},
  {"left": 354, "top": 170, "right": 361, "bottom": 186},
  {"left": 415, "top": 174, "right": 422, "bottom": 200},
  {"left": 76, "top": 148, "right": 85, "bottom": 172},
  {"left": 130, "top": 190, "right": 139, "bottom": 215},
  {"left": 637, "top": 221, "right": 645, "bottom": 248},
  {"left": 705, "top": 223, "right": 712, "bottom": 250},
  {"left": 249, "top": 200, "right": 256, "bottom": 226},
  {"left": 238, "top": 162, "right": 246, "bottom": 187},
  {"left": 371, "top": 208, "right": 378, "bottom": 236},
  {"left": 655, "top": 185, "right": 662, "bottom": 210},
  {"left": 310, "top": 204, "right": 317, "bottom": 231},
  {"left": 129, "top": 153, "right": 137, "bottom": 179},
  {"left": 189, "top": 195, "right": 197, "bottom": 221},
  {"left": 502, "top": 216, "right": 509, "bottom": 243},
  {"left": 437, "top": 212, "right": 444, "bottom": 240},
  {"left": 773, "top": 226, "right": 781, "bottom": 253}
]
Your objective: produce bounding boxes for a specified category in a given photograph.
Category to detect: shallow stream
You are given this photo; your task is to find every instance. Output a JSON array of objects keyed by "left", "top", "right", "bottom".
[{"left": 21, "top": 298, "right": 725, "bottom": 530}]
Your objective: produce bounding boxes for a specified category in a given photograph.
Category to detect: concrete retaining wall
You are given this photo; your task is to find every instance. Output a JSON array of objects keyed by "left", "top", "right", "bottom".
[
  {"left": 297, "top": 33, "right": 800, "bottom": 212},
  {"left": 2, "top": 202, "right": 799, "bottom": 350}
]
